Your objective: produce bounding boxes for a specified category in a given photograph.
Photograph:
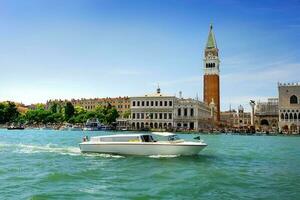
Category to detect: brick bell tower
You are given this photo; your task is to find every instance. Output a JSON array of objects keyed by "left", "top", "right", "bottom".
[{"left": 203, "top": 24, "right": 220, "bottom": 121}]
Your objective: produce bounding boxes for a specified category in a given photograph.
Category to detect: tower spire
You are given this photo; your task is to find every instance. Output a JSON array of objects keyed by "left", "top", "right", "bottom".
[{"left": 206, "top": 24, "right": 217, "bottom": 49}]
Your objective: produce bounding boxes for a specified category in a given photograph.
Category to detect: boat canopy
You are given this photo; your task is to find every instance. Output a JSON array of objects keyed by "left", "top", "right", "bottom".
[
  {"left": 151, "top": 132, "right": 176, "bottom": 137},
  {"left": 91, "top": 134, "right": 142, "bottom": 142}
]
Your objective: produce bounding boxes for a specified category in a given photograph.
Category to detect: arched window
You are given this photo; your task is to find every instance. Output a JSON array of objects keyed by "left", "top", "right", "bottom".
[
  {"left": 285, "top": 113, "right": 288, "bottom": 120},
  {"left": 294, "top": 113, "right": 297, "bottom": 120},
  {"left": 260, "top": 119, "right": 269, "bottom": 126},
  {"left": 281, "top": 113, "right": 284, "bottom": 119},
  {"left": 213, "top": 63, "right": 215, "bottom": 67},
  {"left": 289, "top": 113, "right": 293, "bottom": 120},
  {"left": 290, "top": 95, "right": 298, "bottom": 104},
  {"left": 178, "top": 108, "right": 181, "bottom": 116},
  {"left": 159, "top": 123, "right": 162, "bottom": 128},
  {"left": 190, "top": 108, "right": 194, "bottom": 117}
]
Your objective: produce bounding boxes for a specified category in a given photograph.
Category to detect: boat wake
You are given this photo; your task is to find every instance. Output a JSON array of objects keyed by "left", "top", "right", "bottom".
[
  {"left": 83, "top": 153, "right": 124, "bottom": 158},
  {"left": 1, "top": 143, "right": 179, "bottom": 158},
  {"left": 0, "top": 142, "right": 124, "bottom": 158},
  {"left": 149, "top": 155, "right": 180, "bottom": 158},
  {"left": 13, "top": 143, "right": 81, "bottom": 156}
]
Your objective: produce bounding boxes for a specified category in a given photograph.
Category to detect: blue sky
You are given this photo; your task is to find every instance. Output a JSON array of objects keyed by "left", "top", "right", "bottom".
[{"left": 0, "top": 0, "right": 300, "bottom": 111}]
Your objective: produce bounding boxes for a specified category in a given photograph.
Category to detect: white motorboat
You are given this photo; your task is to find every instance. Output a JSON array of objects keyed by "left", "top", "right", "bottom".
[
  {"left": 79, "top": 132, "right": 207, "bottom": 156},
  {"left": 83, "top": 118, "right": 110, "bottom": 131}
]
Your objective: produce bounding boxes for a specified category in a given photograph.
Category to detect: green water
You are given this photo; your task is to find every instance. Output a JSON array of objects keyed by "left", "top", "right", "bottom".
[{"left": 0, "top": 130, "right": 300, "bottom": 200}]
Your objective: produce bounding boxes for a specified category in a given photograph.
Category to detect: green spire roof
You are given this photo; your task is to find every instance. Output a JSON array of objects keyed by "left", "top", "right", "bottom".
[{"left": 206, "top": 24, "right": 217, "bottom": 49}]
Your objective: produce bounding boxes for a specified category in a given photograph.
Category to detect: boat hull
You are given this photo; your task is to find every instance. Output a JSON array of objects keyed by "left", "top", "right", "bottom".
[
  {"left": 7, "top": 127, "right": 24, "bottom": 130},
  {"left": 79, "top": 142, "right": 207, "bottom": 156}
]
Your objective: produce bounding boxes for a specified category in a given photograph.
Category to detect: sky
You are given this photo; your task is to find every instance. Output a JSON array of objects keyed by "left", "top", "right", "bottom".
[{"left": 0, "top": 0, "right": 300, "bottom": 111}]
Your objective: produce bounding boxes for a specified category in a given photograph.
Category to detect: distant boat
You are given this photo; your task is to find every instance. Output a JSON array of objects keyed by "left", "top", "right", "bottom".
[
  {"left": 69, "top": 125, "right": 82, "bottom": 131},
  {"left": 83, "top": 118, "right": 110, "bottom": 131},
  {"left": 7, "top": 125, "right": 25, "bottom": 130},
  {"left": 59, "top": 123, "right": 82, "bottom": 131},
  {"left": 40, "top": 126, "right": 54, "bottom": 131}
]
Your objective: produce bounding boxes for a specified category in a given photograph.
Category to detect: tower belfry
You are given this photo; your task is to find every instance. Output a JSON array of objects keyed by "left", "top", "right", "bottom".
[{"left": 203, "top": 24, "right": 221, "bottom": 121}]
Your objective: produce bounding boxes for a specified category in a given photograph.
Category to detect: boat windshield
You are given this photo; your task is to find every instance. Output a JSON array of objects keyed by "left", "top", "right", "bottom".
[{"left": 141, "top": 135, "right": 154, "bottom": 142}]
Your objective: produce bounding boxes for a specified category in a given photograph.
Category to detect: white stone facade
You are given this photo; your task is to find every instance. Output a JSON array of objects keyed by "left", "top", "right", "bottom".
[
  {"left": 278, "top": 83, "right": 300, "bottom": 133},
  {"left": 174, "top": 98, "right": 212, "bottom": 131},
  {"left": 130, "top": 91, "right": 175, "bottom": 130},
  {"left": 130, "top": 89, "right": 212, "bottom": 131}
]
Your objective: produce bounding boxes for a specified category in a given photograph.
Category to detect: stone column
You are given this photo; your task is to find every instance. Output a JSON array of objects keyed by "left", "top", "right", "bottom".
[{"left": 249, "top": 100, "right": 256, "bottom": 126}]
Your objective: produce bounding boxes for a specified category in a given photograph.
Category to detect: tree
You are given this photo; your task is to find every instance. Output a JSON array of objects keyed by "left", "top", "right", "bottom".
[
  {"left": 0, "top": 103, "right": 6, "bottom": 123},
  {"left": 94, "top": 106, "right": 119, "bottom": 124},
  {"left": 64, "top": 102, "right": 75, "bottom": 121},
  {"left": 3, "top": 102, "right": 19, "bottom": 123},
  {"left": 74, "top": 106, "right": 86, "bottom": 115},
  {"left": 15, "top": 114, "right": 26, "bottom": 124},
  {"left": 123, "top": 110, "right": 131, "bottom": 119},
  {"left": 35, "top": 103, "right": 45, "bottom": 110},
  {"left": 25, "top": 109, "right": 45, "bottom": 124},
  {"left": 24, "top": 108, "right": 64, "bottom": 125},
  {"left": 105, "top": 108, "right": 119, "bottom": 124},
  {"left": 49, "top": 102, "right": 59, "bottom": 113},
  {"left": 51, "top": 112, "right": 64, "bottom": 123},
  {"left": 73, "top": 113, "right": 87, "bottom": 123}
]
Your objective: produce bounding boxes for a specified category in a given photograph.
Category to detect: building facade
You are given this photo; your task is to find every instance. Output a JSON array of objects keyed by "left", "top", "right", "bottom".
[
  {"left": 130, "top": 88, "right": 212, "bottom": 131},
  {"left": 71, "top": 97, "right": 130, "bottom": 115},
  {"left": 220, "top": 110, "right": 236, "bottom": 128},
  {"left": 46, "top": 97, "right": 130, "bottom": 118},
  {"left": 233, "top": 105, "right": 251, "bottom": 129},
  {"left": 174, "top": 98, "right": 212, "bottom": 131},
  {"left": 254, "top": 98, "right": 278, "bottom": 131},
  {"left": 130, "top": 88, "right": 175, "bottom": 130},
  {"left": 220, "top": 106, "right": 251, "bottom": 129},
  {"left": 278, "top": 83, "right": 300, "bottom": 133},
  {"left": 203, "top": 24, "right": 221, "bottom": 121}
]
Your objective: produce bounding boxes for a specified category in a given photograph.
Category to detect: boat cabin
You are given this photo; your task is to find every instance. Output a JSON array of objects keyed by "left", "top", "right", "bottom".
[{"left": 89, "top": 134, "right": 155, "bottom": 143}]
